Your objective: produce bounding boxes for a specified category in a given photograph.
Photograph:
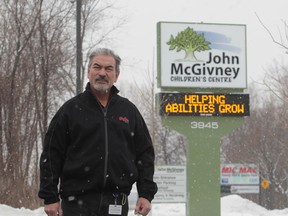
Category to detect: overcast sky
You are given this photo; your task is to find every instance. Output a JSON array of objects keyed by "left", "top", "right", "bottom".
[{"left": 110, "top": 0, "right": 288, "bottom": 88}]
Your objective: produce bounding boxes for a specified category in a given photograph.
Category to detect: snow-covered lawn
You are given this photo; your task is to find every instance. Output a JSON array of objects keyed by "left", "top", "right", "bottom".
[{"left": 1, "top": 195, "right": 288, "bottom": 216}]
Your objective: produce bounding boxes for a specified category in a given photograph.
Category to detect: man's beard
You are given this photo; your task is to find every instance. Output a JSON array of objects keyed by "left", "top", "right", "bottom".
[{"left": 92, "top": 77, "right": 110, "bottom": 93}]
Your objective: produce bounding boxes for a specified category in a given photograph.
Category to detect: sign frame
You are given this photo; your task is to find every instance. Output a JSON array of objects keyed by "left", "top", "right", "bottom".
[{"left": 157, "top": 21, "right": 247, "bottom": 89}]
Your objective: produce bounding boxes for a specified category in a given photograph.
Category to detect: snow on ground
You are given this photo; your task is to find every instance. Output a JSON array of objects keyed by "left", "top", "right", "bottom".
[{"left": 1, "top": 195, "right": 288, "bottom": 216}]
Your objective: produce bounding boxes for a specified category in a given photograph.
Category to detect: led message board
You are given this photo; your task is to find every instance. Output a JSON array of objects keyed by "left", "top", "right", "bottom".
[{"left": 159, "top": 93, "right": 249, "bottom": 117}]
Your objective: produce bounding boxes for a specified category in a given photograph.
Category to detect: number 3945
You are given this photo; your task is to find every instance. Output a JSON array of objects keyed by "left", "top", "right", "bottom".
[{"left": 191, "top": 121, "right": 219, "bottom": 129}]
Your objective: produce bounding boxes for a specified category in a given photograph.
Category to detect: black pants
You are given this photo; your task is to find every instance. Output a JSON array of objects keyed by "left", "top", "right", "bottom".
[{"left": 61, "top": 192, "right": 129, "bottom": 216}]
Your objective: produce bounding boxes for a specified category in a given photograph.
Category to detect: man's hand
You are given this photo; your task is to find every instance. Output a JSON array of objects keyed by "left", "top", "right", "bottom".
[
  {"left": 134, "top": 197, "right": 151, "bottom": 216},
  {"left": 44, "top": 202, "right": 62, "bottom": 216}
]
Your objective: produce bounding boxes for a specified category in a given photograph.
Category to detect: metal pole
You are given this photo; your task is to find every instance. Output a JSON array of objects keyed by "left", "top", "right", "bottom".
[{"left": 76, "top": 0, "right": 82, "bottom": 95}]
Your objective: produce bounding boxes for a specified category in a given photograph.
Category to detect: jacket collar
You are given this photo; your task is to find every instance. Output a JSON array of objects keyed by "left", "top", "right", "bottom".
[{"left": 85, "top": 82, "right": 120, "bottom": 96}]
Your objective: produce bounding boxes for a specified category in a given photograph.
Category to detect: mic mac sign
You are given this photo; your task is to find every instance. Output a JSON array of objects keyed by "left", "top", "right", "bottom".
[{"left": 221, "top": 164, "right": 259, "bottom": 194}]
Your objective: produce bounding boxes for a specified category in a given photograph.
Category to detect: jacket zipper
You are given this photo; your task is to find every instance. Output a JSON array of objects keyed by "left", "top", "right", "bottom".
[
  {"left": 103, "top": 107, "right": 109, "bottom": 188},
  {"left": 94, "top": 92, "right": 116, "bottom": 196}
]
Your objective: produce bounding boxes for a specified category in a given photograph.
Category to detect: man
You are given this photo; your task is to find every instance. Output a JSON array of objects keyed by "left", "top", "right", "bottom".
[{"left": 38, "top": 48, "right": 157, "bottom": 216}]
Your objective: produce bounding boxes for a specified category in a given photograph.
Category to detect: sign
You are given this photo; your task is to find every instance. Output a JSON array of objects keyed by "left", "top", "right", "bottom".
[
  {"left": 261, "top": 179, "right": 270, "bottom": 189},
  {"left": 221, "top": 185, "right": 259, "bottom": 194},
  {"left": 221, "top": 164, "right": 259, "bottom": 185},
  {"left": 157, "top": 22, "right": 247, "bottom": 89},
  {"left": 153, "top": 166, "right": 186, "bottom": 203},
  {"left": 158, "top": 93, "right": 249, "bottom": 117},
  {"left": 156, "top": 21, "right": 248, "bottom": 216}
]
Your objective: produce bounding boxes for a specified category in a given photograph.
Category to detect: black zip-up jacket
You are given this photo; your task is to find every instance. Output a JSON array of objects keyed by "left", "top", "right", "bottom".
[{"left": 38, "top": 83, "right": 157, "bottom": 204}]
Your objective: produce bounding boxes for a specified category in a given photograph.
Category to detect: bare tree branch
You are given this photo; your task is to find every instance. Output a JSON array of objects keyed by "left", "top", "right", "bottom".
[{"left": 256, "top": 13, "right": 288, "bottom": 52}]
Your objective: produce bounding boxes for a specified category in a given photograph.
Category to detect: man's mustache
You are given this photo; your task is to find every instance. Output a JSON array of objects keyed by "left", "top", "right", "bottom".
[{"left": 95, "top": 76, "right": 108, "bottom": 83}]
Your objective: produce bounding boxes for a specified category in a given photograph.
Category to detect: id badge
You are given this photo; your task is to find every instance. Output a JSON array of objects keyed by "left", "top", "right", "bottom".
[{"left": 108, "top": 204, "right": 122, "bottom": 215}]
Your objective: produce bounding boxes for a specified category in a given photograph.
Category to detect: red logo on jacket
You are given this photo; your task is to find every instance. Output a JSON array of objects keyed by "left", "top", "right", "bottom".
[{"left": 119, "top": 116, "right": 129, "bottom": 124}]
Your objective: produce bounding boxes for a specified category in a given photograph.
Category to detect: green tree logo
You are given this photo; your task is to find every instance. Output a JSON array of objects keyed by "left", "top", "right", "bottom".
[{"left": 166, "top": 27, "right": 211, "bottom": 61}]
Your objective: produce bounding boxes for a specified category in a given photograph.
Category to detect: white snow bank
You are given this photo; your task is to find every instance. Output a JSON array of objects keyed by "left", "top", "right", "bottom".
[{"left": 1, "top": 195, "right": 288, "bottom": 216}]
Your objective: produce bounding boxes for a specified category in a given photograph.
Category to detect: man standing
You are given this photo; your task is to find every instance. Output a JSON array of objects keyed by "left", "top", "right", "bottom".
[{"left": 38, "top": 48, "right": 157, "bottom": 216}]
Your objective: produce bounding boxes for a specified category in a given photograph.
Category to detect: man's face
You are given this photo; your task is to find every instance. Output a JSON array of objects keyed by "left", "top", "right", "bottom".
[{"left": 87, "top": 55, "right": 119, "bottom": 93}]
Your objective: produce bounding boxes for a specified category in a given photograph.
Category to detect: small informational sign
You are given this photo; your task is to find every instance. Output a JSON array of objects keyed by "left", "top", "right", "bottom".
[
  {"left": 231, "top": 185, "right": 259, "bottom": 194},
  {"left": 221, "top": 164, "right": 259, "bottom": 185},
  {"left": 157, "top": 22, "right": 247, "bottom": 89},
  {"left": 158, "top": 93, "right": 249, "bottom": 117},
  {"left": 221, "top": 185, "right": 259, "bottom": 194},
  {"left": 153, "top": 166, "right": 186, "bottom": 203}
]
